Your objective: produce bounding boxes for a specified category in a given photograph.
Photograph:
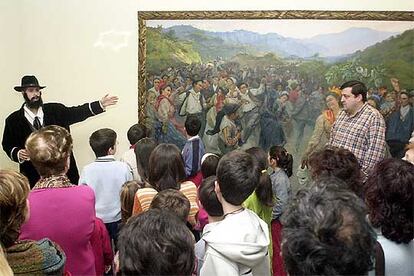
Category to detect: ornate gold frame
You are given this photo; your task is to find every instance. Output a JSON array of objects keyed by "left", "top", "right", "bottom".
[{"left": 137, "top": 10, "right": 414, "bottom": 122}]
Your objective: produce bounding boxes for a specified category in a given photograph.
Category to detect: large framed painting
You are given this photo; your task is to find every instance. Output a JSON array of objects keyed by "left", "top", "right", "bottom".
[{"left": 137, "top": 10, "right": 414, "bottom": 162}]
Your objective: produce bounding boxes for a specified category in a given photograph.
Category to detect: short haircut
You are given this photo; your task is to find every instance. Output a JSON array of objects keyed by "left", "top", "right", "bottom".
[
  {"left": 150, "top": 189, "right": 190, "bottom": 222},
  {"left": 340, "top": 80, "right": 368, "bottom": 102},
  {"left": 192, "top": 79, "right": 203, "bottom": 87},
  {"left": 201, "top": 154, "right": 220, "bottom": 178},
  {"left": 118, "top": 209, "right": 195, "bottom": 275},
  {"left": 134, "top": 138, "right": 158, "bottom": 182},
  {"left": 89, "top": 128, "right": 117, "bottom": 157},
  {"left": 309, "top": 146, "right": 363, "bottom": 197},
  {"left": 281, "top": 178, "right": 376, "bottom": 275},
  {"left": 127, "top": 124, "right": 147, "bottom": 145},
  {"left": 199, "top": 176, "right": 223, "bottom": 217},
  {"left": 25, "top": 125, "right": 73, "bottom": 177},
  {"left": 0, "top": 170, "right": 30, "bottom": 247},
  {"left": 148, "top": 143, "right": 186, "bottom": 191},
  {"left": 185, "top": 115, "right": 201, "bottom": 136},
  {"left": 120, "top": 180, "right": 145, "bottom": 224},
  {"left": 216, "top": 150, "right": 259, "bottom": 205},
  {"left": 269, "top": 146, "right": 293, "bottom": 177},
  {"left": 365, "top": 158, "right": 414, "bottom": 244}
]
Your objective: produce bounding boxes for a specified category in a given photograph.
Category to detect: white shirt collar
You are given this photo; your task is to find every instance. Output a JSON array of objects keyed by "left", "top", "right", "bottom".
[
  {"left": 188, "top": 135, "right": 200, "bottom": 141},
  {"left": 23, "top": 105, "right": 44, "bottom": 125}
]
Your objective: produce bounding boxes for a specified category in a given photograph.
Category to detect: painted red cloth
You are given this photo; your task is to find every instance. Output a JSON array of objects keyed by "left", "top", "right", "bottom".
[
  {"left": 90, "top": 217, "right": 114, "bottom": 276},
  {"left": 272, "top": 220, "right": 287, "bottom": 276}
]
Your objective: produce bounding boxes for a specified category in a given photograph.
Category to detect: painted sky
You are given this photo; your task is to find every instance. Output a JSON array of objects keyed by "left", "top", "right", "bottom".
[{"left": 147, "top": 19, "right": 414, "bottom": 39}]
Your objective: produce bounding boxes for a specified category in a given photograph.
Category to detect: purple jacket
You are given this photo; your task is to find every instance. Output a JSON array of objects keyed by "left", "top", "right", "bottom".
[{"left": 20, "top": 185, "right": 96, "bottom": 275}]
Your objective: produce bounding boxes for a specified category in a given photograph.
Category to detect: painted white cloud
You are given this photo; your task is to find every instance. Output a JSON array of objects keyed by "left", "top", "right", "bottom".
[{"left": 94, "top": 30, "right": 131, "bottom": 51}]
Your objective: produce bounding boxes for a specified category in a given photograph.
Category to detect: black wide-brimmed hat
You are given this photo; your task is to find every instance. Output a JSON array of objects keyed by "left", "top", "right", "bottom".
[{"left": 14, "top": 75, "right": 46, "bottom": 92}]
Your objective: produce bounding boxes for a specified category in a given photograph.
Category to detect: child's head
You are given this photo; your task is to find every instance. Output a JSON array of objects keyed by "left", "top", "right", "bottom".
[
  {"left": 184, "top": 115, "right": 201, "bottom": 137},
  {"left": 120, "top": 180, "right": 145, "bottom": 224},
  {"left": 246, "top": 147, "right": 273, "bottom": 207},
  {"left": 150, "top": 189, "right": 190, "bottom": 222},
  {"left": 118, "top": 209, "right": 195, "bottom": 275},
  {"left": 134, "top": 138, "right": 158, "bottom": 182},
  {"left": 127, "top": 124, "right": 147, "bottom": 145},
  {"left": 89, "top": 128, "right": 117, "bottom": 157},
  {"left": 269, "top": 145, "right": 293, "bottom": 177},
  {"left": 149, "top": 143, "right": 186, "bottom": 191},
  {"left": 201, "top": 153, "right": 220, "bottom": 178},
  {"left": 216, "top": 150, "right": 259, "bottom": 206},
  {"left": 199, "top": 176, "right": 223, "bottom": 217}
]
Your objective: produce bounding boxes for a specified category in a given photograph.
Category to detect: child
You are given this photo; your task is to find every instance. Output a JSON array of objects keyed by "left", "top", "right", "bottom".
[
  {"left": 244, "top": 147, "right": 274, "bottom": 263},
  {"left": 90, "top": 217, "right": 113, "bottom": 276},
  {"left": 195, "top": 176, "right": 224, "bottom": 275},
  {"left": 79, "top": 128, "right": 132, "bottom": 246},
  {"left": 182, "top": 115, "right": 205, "bottom": 186},
  {"left": 200, "top": 153, "right": 220, "bottom": 179},
  {"left": 120, "top": 124, "right": 148, "bottom": 180},
  {"left": 200, "top": 150, "right": 270, "bottom": 276},
  {"left": 268, "top": 145, "right": 293, "bottom": 276},
  {"left": 150, "top": 189, "right": 191, "bottom": 222},
  {"left": 120, "top": 180, "right": 144, "bottom": 224}
]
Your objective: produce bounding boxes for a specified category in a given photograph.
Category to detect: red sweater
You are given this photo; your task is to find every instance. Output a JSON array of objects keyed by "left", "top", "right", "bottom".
[{"left": 90, "top": 217, "right": 113, "bottom": 275}]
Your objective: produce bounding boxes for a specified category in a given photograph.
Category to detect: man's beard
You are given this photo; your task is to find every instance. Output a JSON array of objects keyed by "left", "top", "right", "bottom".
[{"left": 23, "top": 92, "right": 43, "bottom": 109}]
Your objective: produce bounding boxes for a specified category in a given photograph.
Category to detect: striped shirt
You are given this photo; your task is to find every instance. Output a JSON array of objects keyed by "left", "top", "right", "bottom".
[
  {"left": 132, "top": 181, "right": 199, "bottom": 226},
  {"left": 329, "top": 103, "right": 386, "bottom": 180}
]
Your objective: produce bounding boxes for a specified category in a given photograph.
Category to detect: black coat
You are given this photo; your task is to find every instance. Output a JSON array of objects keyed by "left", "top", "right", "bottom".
[{"left": 2, "top": 101, "right": 104, "bottom": 187}]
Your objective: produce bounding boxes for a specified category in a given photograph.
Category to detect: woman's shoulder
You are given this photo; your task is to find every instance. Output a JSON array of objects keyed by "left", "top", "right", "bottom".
[{"left": 7, "top": 238, "right": 66, "bottom": 275}]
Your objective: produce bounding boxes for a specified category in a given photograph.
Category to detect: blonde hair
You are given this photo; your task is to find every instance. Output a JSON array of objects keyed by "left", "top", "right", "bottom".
[
  {"left": 0, "top": 170, "right": 30, "bottom": 248},
  {"left": 25, "top": 125, "right": 73, "bottom": 177},
  {"left": 0, "top": 246, "right": 13, "bottom": 276},
  {"left": 120, "top": 180, "right": 144, "bottom": 223}
]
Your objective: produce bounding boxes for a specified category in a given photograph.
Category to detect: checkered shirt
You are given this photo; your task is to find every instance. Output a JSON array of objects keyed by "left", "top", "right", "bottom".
[{"left": 329, "top": 103, "right": 386, "bottom": 180}]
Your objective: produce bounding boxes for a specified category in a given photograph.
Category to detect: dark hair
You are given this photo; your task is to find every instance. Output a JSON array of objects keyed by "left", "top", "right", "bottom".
[
  {"left": 238, "top": 82, "right": 248, "bottom": 89},
  {"left": 149, "top": 143, "right": 186, "bottom": 191},
  {"left": 201, "top": 154, "right": 220, "bottom": 178},
  {"left": 192, "top": 79, "right": 203, "bottom": 87},
  {"left": 340, "top": 80, "right": 368, "bottom": 102},
  {"left": 120, "top": 180, "right": 145, "bottom": 224},
  {"left": 281, "top": 178, "right": 376, "bottom": 275},
  {"left": 127, "top": 124, "right": 147, "bottom": 145},
  {"left": 185, "top": 115, "right": 201, "bottom": 136},
  {"left": 134, "top": 138, "right": 158, "bottom": 182},
  {"left": 246, "top": 147, "right": 273, "bottom": 207},
  {"left": 216, "top": 150, "right": 259, "bottom": 205},
  {"left": 150, "top": 189, "right": 190, "bottom": 222},
  {"left": 89, "top": 128, "right": 117, "bottom": 157},
  {"left": 118, "top": 209, "right": 195, "bottom": 275},
  {"left": 365, "top": 158, "right": 414, "bottom": 244},
  {"left": 309, "top": 147, "right": 363, "bottom": 197},
  {"left": 199, "top": 176, "right": 223, "bottom": 217},
  {"left": 269, "top": 146, "right": 293, "bottom": 177}
]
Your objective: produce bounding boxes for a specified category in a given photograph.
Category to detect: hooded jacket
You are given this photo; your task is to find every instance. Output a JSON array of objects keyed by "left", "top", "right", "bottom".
[{"left": 200, "top": 209, "right": 271, "bottom": 276}]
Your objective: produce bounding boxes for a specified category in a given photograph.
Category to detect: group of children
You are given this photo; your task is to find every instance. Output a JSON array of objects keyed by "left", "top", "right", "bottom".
[{"left": 77, "top": 114, "right": 293, "bottom": 275}]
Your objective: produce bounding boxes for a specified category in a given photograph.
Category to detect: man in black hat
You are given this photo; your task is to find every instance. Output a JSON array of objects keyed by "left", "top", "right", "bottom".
[{"left": 2, "top": 75, "right": 118, "bottom": 187}]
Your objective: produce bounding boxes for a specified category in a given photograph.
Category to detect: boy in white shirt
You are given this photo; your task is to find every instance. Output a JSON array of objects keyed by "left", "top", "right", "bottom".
[{"left": 79, "top": 128, "right": 132, "bottom": 246}]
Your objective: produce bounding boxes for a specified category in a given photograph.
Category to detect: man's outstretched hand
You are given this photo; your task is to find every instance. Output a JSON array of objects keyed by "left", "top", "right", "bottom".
[{"left": 100, "top": 94, "right": 119, "bottom": 108}]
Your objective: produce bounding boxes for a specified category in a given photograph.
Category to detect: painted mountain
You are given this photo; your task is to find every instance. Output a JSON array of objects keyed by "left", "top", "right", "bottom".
[{"left": 164, "top": 25, "right": 399, "bottom": 59}]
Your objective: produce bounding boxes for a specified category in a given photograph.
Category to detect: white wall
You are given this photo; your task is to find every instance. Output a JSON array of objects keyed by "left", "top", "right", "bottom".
[{"left": 1, "top": 0, "right": 413, "bottom": 171}]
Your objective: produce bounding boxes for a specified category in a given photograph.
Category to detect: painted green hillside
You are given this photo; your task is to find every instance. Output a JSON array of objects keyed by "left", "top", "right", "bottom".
[
  {"left": 146, "top": 27, "right": 202, "bottom": 73},
  {"left": 355, "top": 29, "right": 414, "bottom": 89}
]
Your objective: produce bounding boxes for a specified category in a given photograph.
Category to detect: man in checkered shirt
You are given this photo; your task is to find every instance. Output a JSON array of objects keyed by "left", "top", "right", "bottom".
[{"left": 329, "top": 80, "right": 386, "bottom": 181}]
